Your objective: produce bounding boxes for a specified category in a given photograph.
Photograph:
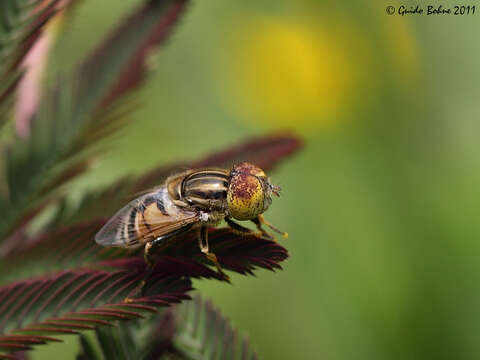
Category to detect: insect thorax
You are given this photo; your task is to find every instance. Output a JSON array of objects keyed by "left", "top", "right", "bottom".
[{"left": 167, "top": 169, "right": 229, "bottom": 212}]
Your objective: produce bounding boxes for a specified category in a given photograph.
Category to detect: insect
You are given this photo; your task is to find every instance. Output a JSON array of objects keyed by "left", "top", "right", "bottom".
[{"left": 95, "top": 162, "right": 287, "bottom": 280}]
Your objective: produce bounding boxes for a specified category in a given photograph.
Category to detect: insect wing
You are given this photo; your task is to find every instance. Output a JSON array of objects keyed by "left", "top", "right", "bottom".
[
  {"left": 95, "top": 190, "right": 199, "bottom": 248},
  {"left": 95, "top": 198, "right": 140, "bottom": 247}
]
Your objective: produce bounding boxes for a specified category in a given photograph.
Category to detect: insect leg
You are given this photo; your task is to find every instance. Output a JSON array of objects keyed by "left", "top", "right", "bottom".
[
  {"left": 144, "top": 224, "right": 194, "bottom": 267},
  {"left": 123, "top": 245, "right": 157, "bottom": 303},
  {"left": 125, "top": 241, "right": 164, "bottom": 303},
  {"left": 225, "top": 217, "right": 256, "bottom": 235},
  {"left": 226, "top": 217, "right": 277, "bottom": 240},
  {"left": 252, "top": 214, "right": 288, "bottom": 242},
  {"left": 198, "top": 226, "right": 230, "bottom": 282},
  {"left": 144, "top": 242, "right": 156, "bottom": 269},
  {"left": 124, "top": 225, "right": 194, "bottom": 303}
]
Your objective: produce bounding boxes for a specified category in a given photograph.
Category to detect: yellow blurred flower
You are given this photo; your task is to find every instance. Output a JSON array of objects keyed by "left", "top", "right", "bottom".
[
  {"left": 217, "top": 16, "right": 355, "bottom": 133},
  {"left": 215, "top": 8, "right": 421, "bottom": 134}
]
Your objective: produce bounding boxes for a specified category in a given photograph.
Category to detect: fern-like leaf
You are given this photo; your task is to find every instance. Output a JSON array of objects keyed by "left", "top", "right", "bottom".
[
  {"left": 0, "top": 1, "right": 299, "bottom": 359},
  {"left": 1, "top": 222, "right": 288, "bottom": 285},
  {"left": 0, "top": 260, "right": 193, "bottom": 355},
  {"left": 0, "top": 0, "right": 61, "bottom": 124},
  {"left": 0, "top": 0, "right": 59, "bottom": 70},
  {"left": 0, "top": 0, "right": 190, "bottom": 240},
  {"left": 0, "top": 233, "right": 286, "bottom": 356},
  {"left": 167, "top": 296, "right": 258, "bottom": 360},
  {"left": 0, "top": 134, "right": 296, "bottom": 283},
  {"left": 76, "top": 295, "right": 258, "bottom": 360}
]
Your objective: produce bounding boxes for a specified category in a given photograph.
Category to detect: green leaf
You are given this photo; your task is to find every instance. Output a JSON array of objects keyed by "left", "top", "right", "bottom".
[
  {"left": 0, "top": 0, "right": 58, "bottom": 73},
  {"left": 77, "top": 333, "right": 102, "bottom": 360},
  {"left": 78, "top": 296, "right": 259, "bottom": 360},
  {"left": 169, "top": 296, "right": 258, "bottom": 360},
  {"left": 0, "top": 0, "right": 189, "bottom": 240},
  {"left": 0, "top": 0, "right": 61, "bottom": 129}
]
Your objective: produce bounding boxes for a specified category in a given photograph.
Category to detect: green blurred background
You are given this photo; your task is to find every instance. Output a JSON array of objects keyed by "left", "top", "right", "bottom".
[{"left": 35, "top": 0, "right": 480, "bottom": 359}]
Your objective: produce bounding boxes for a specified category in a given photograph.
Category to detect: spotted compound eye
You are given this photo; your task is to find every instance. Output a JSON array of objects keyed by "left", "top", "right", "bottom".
[{"left": 227, "top": 162, "right": 268, "bottom": 220}]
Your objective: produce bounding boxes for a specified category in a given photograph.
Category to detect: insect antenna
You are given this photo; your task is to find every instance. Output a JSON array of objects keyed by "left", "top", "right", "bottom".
[{"left": 272, "top": 185, "right": 281, "bottom": 197}]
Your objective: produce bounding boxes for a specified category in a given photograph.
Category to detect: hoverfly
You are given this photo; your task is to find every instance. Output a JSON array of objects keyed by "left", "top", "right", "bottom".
[{"left": 95, "top": 162, "right": 287, "bottom": 279}]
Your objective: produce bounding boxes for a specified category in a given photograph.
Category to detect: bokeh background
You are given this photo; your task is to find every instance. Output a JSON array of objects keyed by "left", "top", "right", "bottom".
[{"left": 35, "top": 0, "right": 480, "bottom": 359}]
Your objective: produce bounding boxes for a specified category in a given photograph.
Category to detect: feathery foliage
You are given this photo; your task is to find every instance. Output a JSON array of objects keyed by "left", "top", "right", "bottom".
[
  {"left": 0, "top": 265, "right": 191, "bottom": 346},
  {"left": 162, "top": 295, "right": 259, "bottom": 360},
  {"left": 0, "top": 134, "right": 298, "bottom": 280},
  {"left": 0, "top": 0, "right": 301, "bottom": 357},
  {"left": 76, "top": 295, "right": 258, "bottom": 360},
  {"left": 0, "top": 0, "right": 61, "bottom": 125},
  {"left": 0, "top": 229, "right": 288, "bottom": 352},
  {"left": 0, "top": 0, "right": 189, "bottom": 241}
]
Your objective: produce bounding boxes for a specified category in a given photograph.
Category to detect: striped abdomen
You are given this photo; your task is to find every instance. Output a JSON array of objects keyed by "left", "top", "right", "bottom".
[{"left": 180, "top": 170, "right": 229, "bottom": 210}]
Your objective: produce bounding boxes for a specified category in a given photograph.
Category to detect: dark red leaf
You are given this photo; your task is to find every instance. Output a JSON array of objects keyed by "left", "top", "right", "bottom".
[
  {"left": 0, "top": 335, "right": 59, "bottom": 344},
  {"left": 0, "top": 344, "right": 31, "bottom": 351},
  {"left": 0, "top": 260, "right": 199, "bottom": 354},
  {"left": 13, "top": 328, "right": 79, "bottom": 335},
  {"left": 0, "top": 353, "right": 26, "bottom": 360},
  {"left": 27, "top": 321, "right": 95, "bottom": 330},
  {"left": 2, "top": 221, "right": 288, "bottom": 285},
  {"left": 101, "top": 0, "right": 190, "bottom": 108}
]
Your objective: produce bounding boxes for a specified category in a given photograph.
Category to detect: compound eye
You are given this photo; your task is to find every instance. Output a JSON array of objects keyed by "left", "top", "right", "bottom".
[
  {"left": 227, "top": 173, "right": 265, "bottom": 220},
  {"left": 230, "top": 162, "right": 266, "bottom": 178}
]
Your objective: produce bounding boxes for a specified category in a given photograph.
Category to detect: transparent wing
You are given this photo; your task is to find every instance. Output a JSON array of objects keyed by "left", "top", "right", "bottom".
[{"left": 95, "top": 190, "right": 200, "bottom": 248}]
